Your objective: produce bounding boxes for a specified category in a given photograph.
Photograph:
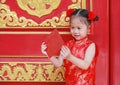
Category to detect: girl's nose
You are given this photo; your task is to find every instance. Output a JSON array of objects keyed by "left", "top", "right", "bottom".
[{"left": 74, "top": 28, "right": 78, "bottom": 33}]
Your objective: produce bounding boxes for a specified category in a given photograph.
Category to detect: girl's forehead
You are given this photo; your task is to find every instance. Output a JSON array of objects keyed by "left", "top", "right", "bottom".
[
  {"left": 71, "top": 17, "right": 85, "bottom": 24},
  {"left": 71, "top": 16, "right": 89, "bottom": 26},
  {"left": 71, "top": 16, "right": 86, "bottom": 21}
]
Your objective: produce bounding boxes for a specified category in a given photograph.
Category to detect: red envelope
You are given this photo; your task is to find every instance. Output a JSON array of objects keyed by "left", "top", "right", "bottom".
[{"left": 44, "top": 29, "right": 64, "bottom": 58}]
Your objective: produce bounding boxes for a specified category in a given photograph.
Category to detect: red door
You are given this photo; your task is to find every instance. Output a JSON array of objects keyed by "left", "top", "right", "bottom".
[
  {"left": 110, "top": 0, "right": 120, "bottom": 85},
  {"left": 0, "top": 0, "right": 112, "bottom": 85},
  {"left": 93, "top": 0, "right": 109, "bottom": 85}
]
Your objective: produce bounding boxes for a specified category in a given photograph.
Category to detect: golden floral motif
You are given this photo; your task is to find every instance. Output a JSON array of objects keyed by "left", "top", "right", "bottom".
[
  {"left": 0, "top": 62, "right": 65, "bottom": 82},
  {"left": 0, "top": 0, "right": 92, "bottom": 28},
  {"left": 16, "top": 0, "right": 61, "bottom": 18},
  {"left": 0, "top": 3, "right": 38, "bottom": 27},
  {"left": 1, "top": 0, "right": 7, "bottom": 3},
  {"left": 0, "top": 3, "right": 69, "bottom": 27},
  {"left": 68, "top": 0, "right": 83, "bottom": 9},
  {"left": 40, "top": 11, "right": 69, "bottom": 27}
]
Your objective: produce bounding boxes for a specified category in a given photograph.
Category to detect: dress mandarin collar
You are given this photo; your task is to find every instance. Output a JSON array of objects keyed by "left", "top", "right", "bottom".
[{"left": 74, "top": 36, "right": 88, "bottom": 44}]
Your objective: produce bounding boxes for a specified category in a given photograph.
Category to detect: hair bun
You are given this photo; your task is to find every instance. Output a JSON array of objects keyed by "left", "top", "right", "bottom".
[
  {"left": 93, "top": 16, "right": 99, "bottom": 21},
  {"left": 66, "top": 9, "right": 74, "bottom": 17},
  {"left": 88, "top": 11, "right": 99, "bottom": 21}
]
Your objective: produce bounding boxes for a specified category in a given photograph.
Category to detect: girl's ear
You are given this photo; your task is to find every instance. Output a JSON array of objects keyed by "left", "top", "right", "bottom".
[
  {"left": 88, "top": 23, "right": 94, "bottom": 35},
  {"left": 87, "top": 28, "right": 91, "bottom": 34}
]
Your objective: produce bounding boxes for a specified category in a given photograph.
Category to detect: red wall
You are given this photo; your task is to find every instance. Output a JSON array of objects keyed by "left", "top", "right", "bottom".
[
  {"left": 110, "top": 0, "right": 120, "bottom": 85},
  {"left": 93, "top": 0, "right": 109, "bottom": 84}
]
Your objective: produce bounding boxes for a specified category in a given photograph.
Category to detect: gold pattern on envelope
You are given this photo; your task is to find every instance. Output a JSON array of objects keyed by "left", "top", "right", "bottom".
[{"left": 0, "top": 62, "right": 65, "bottom": 82}]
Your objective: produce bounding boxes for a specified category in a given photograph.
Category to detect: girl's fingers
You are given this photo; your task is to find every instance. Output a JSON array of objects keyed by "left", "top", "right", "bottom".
[
  {"left": 42, "top": 42, "right": 47, "bottom": 46},
  {"left": 41, "top": 42, "right": 47, "bottom": 49},
  {"left": 61, "top": 45, "right": 70, "bottom": 53},
  {"left": 60, "top": 49, "right": 66, "bottom": 58},
  {"left": 61, "top": 46, "right": 66, "bottom": 52},
  {"left": 60, "top": 46, "right": 70, "bottom": 59}
]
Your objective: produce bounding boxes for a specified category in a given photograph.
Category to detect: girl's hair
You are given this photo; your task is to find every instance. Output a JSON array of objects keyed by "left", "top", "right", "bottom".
[{"left": 71, "top": 9, "right": 99, "bottom": 25}]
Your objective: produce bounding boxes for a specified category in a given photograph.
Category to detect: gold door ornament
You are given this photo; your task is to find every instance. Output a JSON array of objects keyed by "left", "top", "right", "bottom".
[
  {"left": 0, "top": 0, "right": 92, "bottom": 28},
  {"left": 16, "top": 0, "right": 61, "bottom": 18},
  {"left": 0, "top": 62, "right": 65, "bottom": 82}
]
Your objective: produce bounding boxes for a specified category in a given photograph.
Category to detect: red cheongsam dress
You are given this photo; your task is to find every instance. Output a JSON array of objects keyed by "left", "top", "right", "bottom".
[{"left": 64, "top": 37, "right": 97, "bottom": 85}]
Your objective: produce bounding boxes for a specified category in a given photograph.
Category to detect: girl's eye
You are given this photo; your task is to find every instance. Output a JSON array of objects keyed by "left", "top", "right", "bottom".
[
  {"left": 78, "top": 27, "right": 81, "bottom": 29},
  {"left": 71, "top": 27, "right": 74, "bottom": 29}
]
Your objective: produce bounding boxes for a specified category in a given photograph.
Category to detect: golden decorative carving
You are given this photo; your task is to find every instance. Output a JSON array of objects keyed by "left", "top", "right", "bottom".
[
  {"left": 0, "top": 62, "right": 65, "bottom": 82},
  {"left": 0, "top": 3, "right": 69, "bottom": 27},
  {"left": 1, "top": 0, "right": 7, "bottom": 3},
  {"left": 0, "top": 3, "right": 38, "bottom": 27},
  {"left": 40, "top": 11, "right": 69, "bottom": 27},
  {"left": 68, "top": 0, "right": 83, "bottom": 9},
  {"left": 0, "top": 0, "right": 92, "bottom": 28},
  {"left": 16, "top": 0, "right": 61, "bottom": 18},
  {"left": 90, "top": 0, "right": 93, "bottom": 11}
]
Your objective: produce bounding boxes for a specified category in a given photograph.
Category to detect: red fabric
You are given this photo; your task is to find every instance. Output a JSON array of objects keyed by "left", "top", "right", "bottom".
[
  {"left": 44, "top": 29, "right": 64, "bottom": 57},
  {"left": 64, "top": 37, "right": 97, "bottom": 85}
]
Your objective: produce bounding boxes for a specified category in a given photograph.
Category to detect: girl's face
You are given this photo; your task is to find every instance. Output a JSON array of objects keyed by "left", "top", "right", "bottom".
[{"left": 70, "top": 16, "right": 89, "bottom": 40}]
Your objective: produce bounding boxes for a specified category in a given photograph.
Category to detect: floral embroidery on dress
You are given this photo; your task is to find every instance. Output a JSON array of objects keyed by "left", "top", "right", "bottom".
[{"left": 64, "top": 37, "right": 97, "bottom": 85}]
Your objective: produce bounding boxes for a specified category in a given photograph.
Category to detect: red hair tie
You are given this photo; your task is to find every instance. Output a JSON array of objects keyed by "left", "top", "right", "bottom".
[
  {"left": 88, "top": 11, "right": 96, "bottom": 21},
  {"left": 66, "top": 9, "right": 74, "bottom": 17}
]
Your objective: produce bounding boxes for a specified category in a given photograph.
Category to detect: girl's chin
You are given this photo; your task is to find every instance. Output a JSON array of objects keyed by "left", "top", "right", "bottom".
[
  {"left": 74, "top": 36, "right": 86, "bottom": 41},
  {"left": 74, "top": 37, "right": 81, "bottom": 40},
  {"left": 75, "top": 39, "right": 81, "bottom": 41},
  {"left": 73, "top": 35, "right": 86, "bottom": 40}
]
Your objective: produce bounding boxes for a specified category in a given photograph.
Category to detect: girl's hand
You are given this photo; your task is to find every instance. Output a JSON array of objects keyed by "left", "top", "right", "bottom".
[
  {"left": 60, "top": 45, "right": 71, "bottom": 59},
  {"left": 41, "top": 42, "right": 47, "bottom": 56}
]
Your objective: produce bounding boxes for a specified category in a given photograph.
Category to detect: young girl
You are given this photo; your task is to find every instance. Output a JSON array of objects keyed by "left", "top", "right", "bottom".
[{"left": 41, "top": 9, "right": 99, "bottom": 85}]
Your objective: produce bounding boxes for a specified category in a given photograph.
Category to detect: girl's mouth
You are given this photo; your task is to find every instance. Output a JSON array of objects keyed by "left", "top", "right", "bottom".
[{"left": 73, "top": 34, "right": 80, "bottom": 38}]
